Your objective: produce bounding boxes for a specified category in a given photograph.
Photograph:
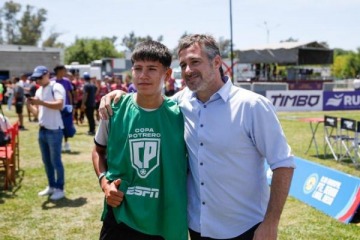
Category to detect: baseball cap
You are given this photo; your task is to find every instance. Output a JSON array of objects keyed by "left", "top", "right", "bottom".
[
  {"left": 83, "top": 72, "right": 91, "bottom": 80},
  {"left": 31, "top": 66, "right": 49, "bottom": 78}
]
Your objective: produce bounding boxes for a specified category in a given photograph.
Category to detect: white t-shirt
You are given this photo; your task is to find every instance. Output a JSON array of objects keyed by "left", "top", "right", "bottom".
[
  {"left": 0, "top": 114, "right": 11, "bottom": 132},
  {"left": 35, "top": 81, "right": 65, "bottom": 130}
]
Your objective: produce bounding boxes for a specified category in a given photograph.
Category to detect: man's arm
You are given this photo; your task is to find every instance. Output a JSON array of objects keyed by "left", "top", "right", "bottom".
[
  {"left": 253, "top": 167, "right": 294, "bottom": 240},
  {"left": 92, "top": 145, "right": 124, "bottom": 207},
  {"left": 27, "top": 97, "right": 63, "bottom": 110}
]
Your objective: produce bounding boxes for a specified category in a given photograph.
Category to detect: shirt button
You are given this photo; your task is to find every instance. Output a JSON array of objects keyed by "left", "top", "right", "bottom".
[
  {"left": 204, "top": 105, "right": 207, "bottom": 108},
  {"left": 200, "top": 162, "right": 203, "bottom": 166},
  {"left": 202, "top": 201, "right": 205, "bottom": 205},
  {"left": 200, "top": 124, "right": 203, "bottom": 127},
  {"left": 201, "top": 182, "right": 204, "bottom": 186},
  {"left": 200, "top": 142, "right": 203, "bottom": 146}
]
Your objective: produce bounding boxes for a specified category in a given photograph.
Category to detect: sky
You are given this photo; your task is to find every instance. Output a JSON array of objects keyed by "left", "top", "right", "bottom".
[{"left": 13, "top": 0, "right": 360, "bottom": 51}]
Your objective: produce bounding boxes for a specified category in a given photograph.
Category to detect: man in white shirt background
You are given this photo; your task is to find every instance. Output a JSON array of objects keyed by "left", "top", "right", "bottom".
[{"left": 26, "top": 65, "right": 66, "bottom": 201}]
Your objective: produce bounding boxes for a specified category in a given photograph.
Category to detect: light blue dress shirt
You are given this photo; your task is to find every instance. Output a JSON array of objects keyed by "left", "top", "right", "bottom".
[{"left": 173, "top": 78, "right": 295, "bottom": 239}]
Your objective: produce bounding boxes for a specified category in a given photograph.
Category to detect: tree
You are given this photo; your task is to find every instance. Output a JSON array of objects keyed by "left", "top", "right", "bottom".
[
  {"left": 17, "top": 5, "right": 47, "bottom": 45},
  {"left": 65, "top": 37, "right": 123, "bottom": 64},
  {"left": 42, "top": 30, "right": 65, "bottom": 48},
  {"left": 121, "top": 31, "right": 163, "bottom": 52},
  {"left": 0, "top": 1, "right": 48, "bottom": 46}
]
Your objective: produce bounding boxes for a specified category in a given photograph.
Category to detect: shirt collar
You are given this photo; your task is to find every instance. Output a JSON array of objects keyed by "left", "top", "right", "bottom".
[{"left": 189, "top": 76, "right": 233, "bottom": 103}]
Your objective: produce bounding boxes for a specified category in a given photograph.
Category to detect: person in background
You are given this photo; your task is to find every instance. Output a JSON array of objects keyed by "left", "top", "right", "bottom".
[
  {"left": 124, "top": 73, "right": 137, "bottom": 93},
  {"left": 92, "top": 40, "right": 188, "bottom": 240},
  {"left": 13, "top": 77, "right": 26, "bottom": 130},
  {"left": 26, "top": 66, "right": 66, "bottom": 201},
  {"left": 95, "top": 79, "right": 109, "bottom": 122},
  {"left": 81, "top": 72, "right": 97, "bottom": 135},
  {"left": 5, "top": 80, "right": 14, "bottom": 110},
  {"left": 100, "top": 34, "right": 295, "bottom": 240},
  {"left": 110, "top": 75, "right": 128, "bottom": 92},
  {"left": 72, "top": 72, "right": 84, "bottom": 125},
  {"left": 164, "top": 76, "right": 175, "bottom": 96},
  {"left": 52, "top": 65, "right": 74, "bottom": 152}
]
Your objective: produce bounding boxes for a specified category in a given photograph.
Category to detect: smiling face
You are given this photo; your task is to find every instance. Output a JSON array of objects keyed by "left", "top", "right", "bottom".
[{"left": 132, "top": 60, "right": 170, "bottom": 97}]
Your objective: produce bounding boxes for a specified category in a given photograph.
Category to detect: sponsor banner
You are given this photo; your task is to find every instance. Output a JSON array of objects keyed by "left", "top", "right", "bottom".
[
  {"left": 266, "top": 157, "right": 360, "bottom": 223},
  {"left": 323, "top": 91, "right": 360, "bottom": 111},
  {"left": 266, "top": 90, "right": 323, "bottom": 112}
]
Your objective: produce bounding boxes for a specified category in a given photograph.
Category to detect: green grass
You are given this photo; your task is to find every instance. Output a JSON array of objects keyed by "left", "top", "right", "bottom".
[{"left": 0, "top": 108, "right": 359, "bottom": 239}]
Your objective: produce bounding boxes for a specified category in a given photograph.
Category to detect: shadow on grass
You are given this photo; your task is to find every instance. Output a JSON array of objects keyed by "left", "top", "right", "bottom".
[
  {"left": 0, "top": 169, "right": 25, "bottom": 203},
  {"left": 41, "top": 196, "right": 87, "bottom": 210}
]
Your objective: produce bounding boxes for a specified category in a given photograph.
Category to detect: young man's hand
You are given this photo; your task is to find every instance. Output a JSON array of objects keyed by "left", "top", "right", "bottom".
[{"left": 101, "top": 178, "right": 124, "bottom": 207}]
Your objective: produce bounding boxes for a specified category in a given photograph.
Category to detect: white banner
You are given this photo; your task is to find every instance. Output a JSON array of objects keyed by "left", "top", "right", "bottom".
[{"left": 266, "top": 90, "right": 323, "bottom": 112}]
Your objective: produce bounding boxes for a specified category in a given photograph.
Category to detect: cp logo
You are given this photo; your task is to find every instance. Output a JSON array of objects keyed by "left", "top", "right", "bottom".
[{"left": 129, "top": 139, "right": 160, "bottom": 178}]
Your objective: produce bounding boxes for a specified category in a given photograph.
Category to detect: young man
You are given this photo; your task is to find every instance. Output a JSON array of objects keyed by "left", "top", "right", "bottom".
[
  {"left": 100, "top": 34, "right": 295, "bottom": 240},
  {"left": 26, "top": 66, "right": 66, "bottom": 201},
  {"left": 52, "top": 65, "right": 74, "bottom": 152},
  {"left": 92, "top": 40, "right": 188, "bottom": 240}
]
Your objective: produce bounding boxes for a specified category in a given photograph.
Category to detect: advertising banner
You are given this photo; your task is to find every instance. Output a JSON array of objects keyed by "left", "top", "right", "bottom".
[
  {"left": 266, "top": 157, "right": 360, "bottom": 223},
  {"left": 266, "top": 90, "right": 323, "bottom": 112},
  {"left": 323, "top": 91, "right": 360, "bottom": 111}
]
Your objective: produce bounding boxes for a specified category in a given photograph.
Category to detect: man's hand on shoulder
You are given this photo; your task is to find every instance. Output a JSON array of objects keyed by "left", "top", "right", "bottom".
[{"left": 99, "top": 90, "right": 126, "bottom": 120}]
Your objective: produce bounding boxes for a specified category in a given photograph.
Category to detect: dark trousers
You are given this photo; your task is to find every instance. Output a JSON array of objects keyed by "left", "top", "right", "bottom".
[
  {"left": 189, "top": 223, "right": 261, "bottom": 240},
  {"left": 85, "top": 106, "right": 95, "bottom": 133},
  {"left": 100, "top": 206, "right": 164, "bottom": 240}
]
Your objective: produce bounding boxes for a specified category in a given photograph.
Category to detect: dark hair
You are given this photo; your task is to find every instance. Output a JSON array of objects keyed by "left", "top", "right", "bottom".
[
  {"left": 53, "top": 65, "right": 66, "bottom": 73},
  {"left": 177, "top": 34, "right": 224, "bottom": 78},
  {"left": 131, "top": 40, "right": 172, "bottom": 68}
]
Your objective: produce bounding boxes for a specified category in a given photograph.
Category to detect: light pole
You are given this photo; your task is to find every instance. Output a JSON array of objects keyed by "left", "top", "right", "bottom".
[{"left": 229, "top": 0, "right": 234, "bottom": 82}]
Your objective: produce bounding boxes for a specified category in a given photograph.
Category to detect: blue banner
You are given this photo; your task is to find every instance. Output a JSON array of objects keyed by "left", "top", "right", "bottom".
[
  {"left": 266, "top": 157, "right": 360, "bottom": 223},
  {"left": 323, "top": 91, "right": 360, "bottom": 111}
]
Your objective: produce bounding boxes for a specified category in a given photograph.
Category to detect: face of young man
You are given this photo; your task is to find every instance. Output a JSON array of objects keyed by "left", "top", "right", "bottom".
[
  {"left": 178, "top": 43, "right": 219, "bottom": 93},
  {"left": 132, "top": 60, "right": 168, "bottom": 96}
]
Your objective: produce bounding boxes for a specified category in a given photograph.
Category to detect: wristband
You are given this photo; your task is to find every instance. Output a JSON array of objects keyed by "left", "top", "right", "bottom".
[{"left": 98, "top": 172, "right": 107, "bottom": 186}]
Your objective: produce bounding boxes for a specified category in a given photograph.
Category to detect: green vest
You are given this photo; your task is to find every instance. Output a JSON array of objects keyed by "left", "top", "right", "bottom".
[{"left": 103, "top": 94, "right": 188, "bottom": 240}]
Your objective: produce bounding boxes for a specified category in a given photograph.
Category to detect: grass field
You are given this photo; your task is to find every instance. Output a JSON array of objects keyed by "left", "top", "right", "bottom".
[{"left": 0, "top": 107, "right": 359, "bottom": 240}]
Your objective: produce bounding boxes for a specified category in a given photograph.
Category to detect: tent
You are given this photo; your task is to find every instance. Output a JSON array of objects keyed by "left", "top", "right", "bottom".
[{"left": 237, "top": 41, "right": 333, "bottom": 65}]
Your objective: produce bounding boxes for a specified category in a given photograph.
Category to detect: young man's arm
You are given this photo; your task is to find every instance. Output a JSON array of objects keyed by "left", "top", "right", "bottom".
[{"left": 92, "top": 145, "right": 124, "bottom": 208}]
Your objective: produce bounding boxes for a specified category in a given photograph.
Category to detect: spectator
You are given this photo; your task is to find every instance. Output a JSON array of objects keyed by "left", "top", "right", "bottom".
[
  {"left": 26, "top": 66, "right": 66, "bottom": 201},
  {"left": 81, "top": 72, "right": 97, "bottom": 135},
  {"left": 5, "top": 80, "right": 14, "bottom": 110},
  {"left": 13, "top": 77, "right": 26, "bottom": 130},
  {"left": 52, "top": 65, "right": 74, "bottom": 152}
]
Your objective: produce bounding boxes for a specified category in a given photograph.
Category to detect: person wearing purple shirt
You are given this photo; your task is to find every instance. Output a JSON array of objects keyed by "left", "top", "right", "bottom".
[
  {"left": 53, "top": 65, "right": 74, "bottom": 152},
  {"left": 124, "top": 74, "right": 137, "bottom": 93}
]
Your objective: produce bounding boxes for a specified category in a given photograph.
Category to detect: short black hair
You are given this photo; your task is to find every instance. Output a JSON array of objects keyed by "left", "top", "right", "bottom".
[
  {"left": 131, "top": 40, "right": 172, "bottom": 68},
  {"left": 53, "top": 65, "right": 66, "bottom": 73}
]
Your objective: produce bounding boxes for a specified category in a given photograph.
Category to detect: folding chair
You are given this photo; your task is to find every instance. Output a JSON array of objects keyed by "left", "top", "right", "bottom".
[
  {"left": 324, "top": 116, "right": 340, "bottom": 160},
  {"left": 0, "top": 127, "right": 15, "bottom": 190},
  {"left": 338, "top": 118, "right": 357, "bottom": 163},
  {"left": 12, "top": 122, "right": 20, "bottom": 170}
]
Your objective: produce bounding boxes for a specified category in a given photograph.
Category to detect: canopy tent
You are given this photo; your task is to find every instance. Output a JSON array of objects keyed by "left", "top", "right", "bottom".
[{"left": 237, "top": 41, "right": 333, "bottom": 65}]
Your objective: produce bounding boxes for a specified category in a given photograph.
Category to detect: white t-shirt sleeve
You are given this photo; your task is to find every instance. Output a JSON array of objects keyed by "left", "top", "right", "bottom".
[
  {"left": 94, "top": 119, "right": 109, "bottom": 147},
  {"left": 53, "top": 83, "right": 66, "bottom": 108}
]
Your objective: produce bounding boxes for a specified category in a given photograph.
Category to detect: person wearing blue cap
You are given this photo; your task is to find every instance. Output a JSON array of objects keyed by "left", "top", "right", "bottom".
[{"left": 26, "top": 65, "right": 67, "bottom": 201}]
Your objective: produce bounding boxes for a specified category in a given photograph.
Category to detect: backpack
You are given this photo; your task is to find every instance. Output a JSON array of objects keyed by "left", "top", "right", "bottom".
[{"left": 51, "top": 83, "right": 76, "bottom": 138}]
